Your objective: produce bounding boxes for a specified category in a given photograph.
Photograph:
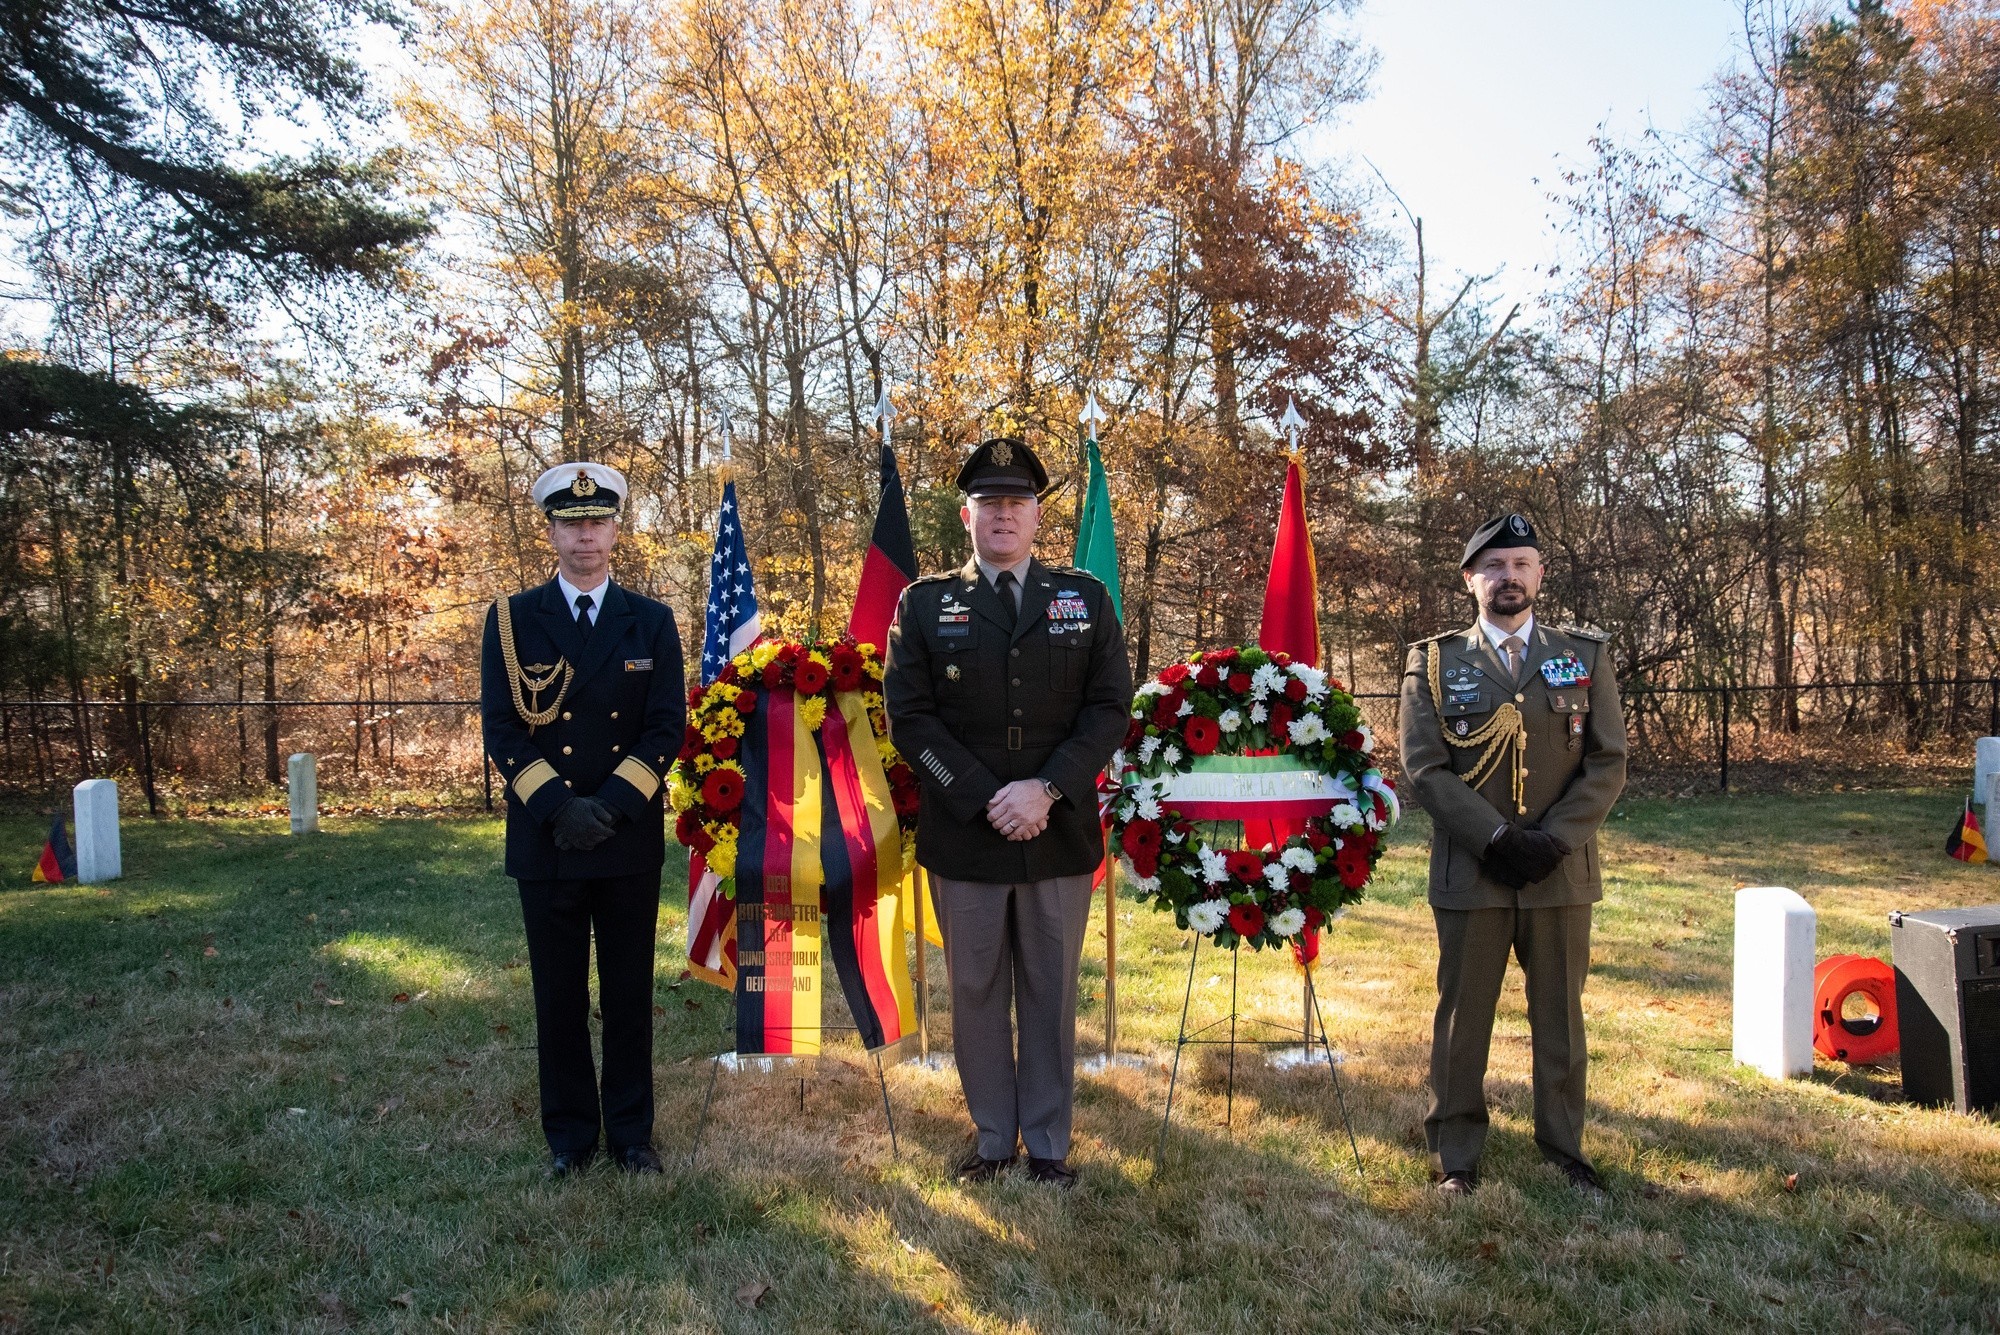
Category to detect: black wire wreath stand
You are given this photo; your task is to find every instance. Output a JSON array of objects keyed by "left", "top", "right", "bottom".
[
  {"left": 685, "top": 1002, "right": 905, "bottom": 1168},
  {"left": 1153, "top": 933, "right": 1364, "bottom": 1179}
]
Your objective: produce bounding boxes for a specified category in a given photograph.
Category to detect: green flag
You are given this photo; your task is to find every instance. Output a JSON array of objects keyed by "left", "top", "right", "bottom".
[{"left": 1073, "top": 435, "right": 1122, "bottom": 620}]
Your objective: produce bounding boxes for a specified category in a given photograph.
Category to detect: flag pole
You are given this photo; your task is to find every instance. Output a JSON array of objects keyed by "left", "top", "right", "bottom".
[{"left": 1077, "top": 391, "right": 1119, "bottom": 1061}]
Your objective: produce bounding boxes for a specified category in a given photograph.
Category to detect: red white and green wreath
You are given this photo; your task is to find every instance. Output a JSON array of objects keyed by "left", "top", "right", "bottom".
[{"left": 1106, "top": 647, "right": 1398, "bottom": 950}]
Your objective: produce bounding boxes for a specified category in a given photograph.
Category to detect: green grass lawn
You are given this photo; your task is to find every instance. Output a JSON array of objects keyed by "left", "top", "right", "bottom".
[{"left": 1, "top": 791, "right": 1996, "bottom": 1332}]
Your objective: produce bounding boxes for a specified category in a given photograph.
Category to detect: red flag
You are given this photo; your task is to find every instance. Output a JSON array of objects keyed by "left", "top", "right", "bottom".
[
  {"left": 1258, "top": 456, "right": 1319, "bottom": 666},
  {"left": 847, "top": 444, "right": 919, "bottom": 652},
  {"left": 1254, "top": 456, "right": 1322, "bottom": 967}
]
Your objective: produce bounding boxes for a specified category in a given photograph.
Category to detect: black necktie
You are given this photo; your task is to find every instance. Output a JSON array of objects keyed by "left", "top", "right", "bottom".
[
  {"left": 994, "top": 570, "right": 1018, "bottom": 630},
  {"left": 575, "top": 593, "right": 594, "bottom": 639}
]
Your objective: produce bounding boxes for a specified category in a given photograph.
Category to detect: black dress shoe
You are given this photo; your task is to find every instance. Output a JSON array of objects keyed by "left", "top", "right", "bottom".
[
  {"left": 614, "top": 1143, "right": 664, "bottom": 1175},
  {"left": 1561, "top": 1160, "right": 1607, "bottom": 1196},
  {"left": 1434, "top": 1169, "right": 1477, "bottom": 1197},
  {"left": 1026, "top": 1157, "right": 1078, "bottom": 1189},
  {"left": 954, "top": 1149, "right": 1015, "bottom": 1183},
  {"left": 548, "top": 1146, "right": 597, "bottom": 1178}
]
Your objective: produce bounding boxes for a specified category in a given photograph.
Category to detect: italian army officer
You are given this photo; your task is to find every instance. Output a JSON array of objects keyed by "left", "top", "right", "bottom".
[
  {"left": 1399, "top": 514, "right": 1627, "bottom": 1198},
  {"left": 884, "top": 438, "right": 1133, "bottom": 1189},
  {"left": 481, "top": 463, "right": 686, "bottom": 1177}
]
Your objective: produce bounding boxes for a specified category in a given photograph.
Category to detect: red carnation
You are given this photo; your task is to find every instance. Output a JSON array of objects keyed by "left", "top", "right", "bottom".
[
  {"left": 718, "top": 662, "right": 739, "bottom": 685},
  {"left": 794, "top": 659, "right": 830, "bottom": 695},
  {"left": 1184, "top": 715, "right": 1221, "bottom": 756},
  {"left": 778, "top": 643, "right": 803, "bottom": 664},
  {"left": 762, "top": 660, "right": 788, "bottom": 690},
  {"left": 1123, "top": 818, "right": 1163, "bottom": 857},
  {"left": 1227, "top": 671, "right": 1251, "bottom": 693},
  {"left": 1195, "top": 662, "right": 1220, "bottom": 687},
  {"left": 1128, "top": 847, "right": 1159, "bottom": 878},
  {"left": 1284, "top": 677, "right": 1308, "bottom": 702},
  {"left": 1269, "top": 704, "right": 1294, "bottom": 737},
  {"left": 1174, "top": 820, "right": 1195, "bottom": 838},
  {"left": 1289, "top": 870, "right": 1312, "bottom": 893},
  {"left": 1227, "top": 850, "right": 1264, "bottom": 883},
  {"left": 893, "top": 785, "right": 921, "bottom": 817},
  {"left": 1335, "top": 842, "right": 1372, "bottom": 888},
  {"left": 1152, "top": 700, "right": 1181, "bottom": 729},
  {"left": 829, "top": 646, "right": 866, "bottom": 692},
  {"left": 735, "top": 689, "right": 757, "bottom": 714},
  {"left": 677, "top": 734, "right": 701, "bottom": 762},
  {"left": 711, "top": 736, "right": 739, "bottom": 760},
  {"left": 1159, "top": 662, "right": 1191, "bottom": 686},
  {"left": 1340, "top": 730, "right": 1365, "bottom": 750},
  {"left": 1272, "top": 652, "right": 1293, "bottom": 668},
  {"left": 1303, "top": 905, "right": 1326, "bottom": 932},
  {"left": 676, "top": 810, "right": 713, "bottom": 852},
  {"left": 1227, "top": 902, "right": 1265, "bottom": 938},
  {"left": 1124, "top": 717, "right": 1147, "bottom": 748},
  {"left": 701, "top": 768, "right": 745, "bottom": 812},
  {"left": 1306, "top": 826, "right": 1331, "bottom": 851},
  {"left": 687, "top": 686, "right": 706, "bottom": 709},
  {"left": 888, "top": 762, "right": 915, "bottom": 788},
  {"left": 1329, "top": 678, "right": 1345, "bottom": 692}
]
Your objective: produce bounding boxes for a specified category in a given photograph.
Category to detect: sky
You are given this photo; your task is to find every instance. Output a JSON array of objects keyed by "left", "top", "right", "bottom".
[{"left": 1323, "top": 0, "right": 1755, "bottom": 313}]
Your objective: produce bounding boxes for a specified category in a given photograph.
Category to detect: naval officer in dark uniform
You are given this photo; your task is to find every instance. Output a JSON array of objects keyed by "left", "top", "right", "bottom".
[
  {"left": 885, "top": 438, "right": 1132, "bottom": 1188},
  {"left": 481, "top": 462, "right": 687, "bottom": 1176},
  {"left": 1399, "top": 514, "right": 1627, "bottom": 1197}
]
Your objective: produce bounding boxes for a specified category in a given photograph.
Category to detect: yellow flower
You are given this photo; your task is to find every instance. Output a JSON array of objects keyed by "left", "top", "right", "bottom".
[
  {"left": 717, "top": 759, "right": 746, "bottom": 780},
  {"left": 707, "top": 710, "right": 745, "bottom": 739},
  {"left": 668, "top": 775, "right": 696, "bottom": 813},
  {"left": 707, "top": 840, "right": 737, "bottom": 879},
  {"left": 693, "top": 753, "right": 716, "bottom": 773},
  {"left": 862, "top": 691, "right": 884, "bottom": 711},
  {"left": 750, "top": 641, "right": 782, "bottom": 669},
  {"left": 799, "top": 696, "right": 828, "bottom": 733},
  {"left": 808, "top": 649, "right": 832, "bottom": 670},
  {"left": 704, "top": 821, "right": 734, "bottom": 848}
]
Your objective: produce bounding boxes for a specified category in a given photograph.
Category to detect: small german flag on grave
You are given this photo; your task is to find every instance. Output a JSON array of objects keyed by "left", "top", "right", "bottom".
[
  {"left": 31, "top": 812, "right": 77, "bottom": 883},
  {"left": 1946, "top": 798, "right": 1987, "bottom": 864}
]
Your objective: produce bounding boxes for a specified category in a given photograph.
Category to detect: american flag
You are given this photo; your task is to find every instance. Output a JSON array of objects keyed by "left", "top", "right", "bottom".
[
  {"left": 700, "top": 481, "right": 761, "bottom": 685},
  {"left": 689, "top": 480, "right": 760, "bottom": 984}
]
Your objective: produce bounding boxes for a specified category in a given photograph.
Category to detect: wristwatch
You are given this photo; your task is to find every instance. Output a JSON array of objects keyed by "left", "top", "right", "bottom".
[{"left": 1040, "top": 779, "right": 1063, "bottom": 802}]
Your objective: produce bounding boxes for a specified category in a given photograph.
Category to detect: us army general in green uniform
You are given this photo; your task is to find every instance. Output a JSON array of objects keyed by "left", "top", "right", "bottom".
[
  {"left": 1399, "top": 514, "right": 1627, "bottom": 1197},
  {"left": 884, "top": 437, "right": 1132, "bottom": 1189}
]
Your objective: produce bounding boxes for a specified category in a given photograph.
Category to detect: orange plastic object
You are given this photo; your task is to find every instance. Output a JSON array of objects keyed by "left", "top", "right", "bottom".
[{"left": 1812, "top": 954, "right": 1899, "bottom": 1065}]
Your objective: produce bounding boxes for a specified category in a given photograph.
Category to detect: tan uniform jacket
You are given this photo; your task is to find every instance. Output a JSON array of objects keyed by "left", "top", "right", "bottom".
[{"left": 1398, "top": 621, "right": 1627, "bottom": 910}]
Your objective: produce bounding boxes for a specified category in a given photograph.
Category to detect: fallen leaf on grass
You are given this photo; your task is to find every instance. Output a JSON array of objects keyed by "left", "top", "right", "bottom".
[
  {"left": 374, "top": 1096, "right": 404, "bottom": 1121},
  {"left": 735, "top": 1280, "right": 771, "bottom": 1309},
  {"left": 318, "top": 1292, "right": 346, "bottom": 1318},
  {"left": 492, "top": 1024, "right": 510, "bottom": 1036},
  {"left": 325, "top": 998, "right": 345, "bottom": 1007},
  {"left": 330, "top": 1073, "right": 347, "bottom": 1084},
  {"left": 654, "top": 1005, "right": 667, "bottom": 1017},
  {"left": 203, "top": 946, "right": 219, "bottom": 958},
  {"left": 390, "top": 1291, "right": 414, "bottom": 1308},
  {"left": 683, "top": 998, "right": 701, "bottom": 1011},
  {"left": 1641, "top": 1182, "right": 1663, "bottom": 1199},
  {"left": 1475, "top": 1241, "right": 1498, "bottom": 1261},
  {"left": 392, "top": 993, "right": 410, "bottom": 1004},
  {"left": 205, "top": 1231, "right": 223, "bottom": 1244},
  {"left": 445, "top": 1058, "right": 471, "bottom": 1068},
  {"left": 1784, "top": 1172, "right": 1800, "bottom": 1192}
]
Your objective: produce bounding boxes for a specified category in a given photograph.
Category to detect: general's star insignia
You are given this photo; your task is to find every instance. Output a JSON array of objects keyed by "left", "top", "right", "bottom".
[{"left": 945, "top": 664, "right": 962, "bottom": 681}]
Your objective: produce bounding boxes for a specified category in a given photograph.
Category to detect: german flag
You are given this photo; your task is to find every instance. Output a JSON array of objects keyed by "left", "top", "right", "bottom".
[
  {"left": 32, "top": 812, "right": 77, "bottom": 883},
  {"left": 1947, "top": 798, "right": 1988, "bottom": 864}
]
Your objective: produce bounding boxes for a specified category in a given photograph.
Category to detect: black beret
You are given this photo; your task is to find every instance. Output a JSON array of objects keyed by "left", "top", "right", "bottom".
[
  {"left": 955, "top": 437, "right": 1049, "bottom": 498},
  {"left": 1461, "top": 513, "right": 1538, "bottom": 568}
]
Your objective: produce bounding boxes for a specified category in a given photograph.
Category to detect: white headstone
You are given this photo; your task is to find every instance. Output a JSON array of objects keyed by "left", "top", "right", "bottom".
[
  {"left": 1985, "top": 773, "right": 2000, "bottom": 865},
  {"left": 72, "top": 778, "right": 121, "bottom": 883},
  {"left": 1977, "top": 737, "right": 2000, "bottom": 804},
  {"left": 288, "top": 753, "right": 319, "bottom": 834},
  {"left": 1732, "top": 886, "right": 1816, "bottom": 1078}
]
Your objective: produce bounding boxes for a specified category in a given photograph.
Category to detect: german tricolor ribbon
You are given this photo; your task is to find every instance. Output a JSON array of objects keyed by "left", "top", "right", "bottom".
[
  {"left": 819, "top": 693, "right": 917, "bottom": 1053},
  {"left": 733, "top": 686, "right": 824, "bottom": 1054}
]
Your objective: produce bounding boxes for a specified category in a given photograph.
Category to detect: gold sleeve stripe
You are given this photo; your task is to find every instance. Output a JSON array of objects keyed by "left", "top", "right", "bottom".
[
  {"left": 613, "top": 756, "right": 661, "bottom": 800},
  {"left": 514, "top": 759, "right": 559, "bottom": 803}
]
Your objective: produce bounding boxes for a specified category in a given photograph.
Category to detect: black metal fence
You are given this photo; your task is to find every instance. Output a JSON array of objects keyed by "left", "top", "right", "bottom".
[{"left": 2, "top": 675, "right": 1996, "bottom": 814}]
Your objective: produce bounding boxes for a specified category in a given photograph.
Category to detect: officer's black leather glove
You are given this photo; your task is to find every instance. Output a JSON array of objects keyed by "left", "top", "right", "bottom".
[
  {"left": 552, "top": 796, "right": 619, "bottom": 851},
  {"left": 1486, "top": 823, "right": 1571, "bottom": 888}
]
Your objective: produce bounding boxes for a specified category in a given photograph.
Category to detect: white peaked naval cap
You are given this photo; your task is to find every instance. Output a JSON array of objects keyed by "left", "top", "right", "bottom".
[{"left": 532, "top": 462, "right": 628, "bottom": 519}]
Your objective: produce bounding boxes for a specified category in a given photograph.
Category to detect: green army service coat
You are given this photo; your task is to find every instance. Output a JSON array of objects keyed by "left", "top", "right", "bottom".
[
  {"left": 884, "top": 558, "right": 1133, "bottom": 884},
  {"left": 1398, "top": 619, "right": 1627, "bottom": 910}
]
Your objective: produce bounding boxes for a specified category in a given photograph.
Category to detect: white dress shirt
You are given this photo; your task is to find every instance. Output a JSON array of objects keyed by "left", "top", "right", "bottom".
[
  {"left": 1478, "top": 612, "right": 1535, "bottom": 675},
  {"left": 557, "top": 571, "right": 611, "bottom": 626}
]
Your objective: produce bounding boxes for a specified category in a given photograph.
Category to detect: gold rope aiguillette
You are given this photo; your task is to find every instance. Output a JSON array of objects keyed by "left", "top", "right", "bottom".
[
  {"left": 1428, "top": 641, "right": 1527, "bottom": 816},
  {"left": 497, "top": 595, "right": 572, "bottom": 731}
]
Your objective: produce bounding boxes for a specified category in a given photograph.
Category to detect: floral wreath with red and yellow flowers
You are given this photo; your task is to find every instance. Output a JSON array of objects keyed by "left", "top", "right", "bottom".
[
  {"left": 667, "top": 639, "right": 920, "bottom": 889},
  {"left": 1106, "top": 646, "right": 1399, "bottom": 951}
]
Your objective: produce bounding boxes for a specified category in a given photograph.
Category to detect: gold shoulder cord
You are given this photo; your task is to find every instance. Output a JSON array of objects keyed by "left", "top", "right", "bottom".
[
  {"left": 1428, "top": 641, "right": 1528, "bottom": 815},
  {"left": 496, "top": 596, "right": 572, "bottom": 732}
]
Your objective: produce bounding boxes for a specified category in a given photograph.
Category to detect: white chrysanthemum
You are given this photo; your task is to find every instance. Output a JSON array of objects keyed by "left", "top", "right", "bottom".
[
  {"left": 1355, "top": 723, "right": 1375, "bottom": 752},
  {"left": 1135, "top": 792, "right": 1163, "bottom": 821},
  {"left": 1131, "top": 873, "right": 1161, "bottom": 895},
  {"left": 1165, "top": 826, "right": 1185, "bottom": 844},
  {"left": 1114, "top": 802, "right": 1135, "bottom": 823},
  {"left": 1187, "top": 899, "right": 1228, "bottom": 935},
  {"left": 1250, "top": 663, "right": 1284, "bottom": 699},
  {"left": 1138, "top": 735, "right": 1161, "bottom": 763},
  {"left": 1365, "top": 806, "right": 1386, "bottom": 832},
  {"left": 1199, "top": 847, "right": 1230, "bottom": 884},
  {"left": 1281, "top": 846, "right": 1316, "bottom": 873},
  {"left": 1176, "top": 698, "right": 1194, "bottom": 717},
  {"left": 1331, "top": 802, "right": 1364, "bottom": 829},
  {"left": 1262, "top": 860, "right": 1290, "bottom": 894},
  {"left": 1287, "top": 715, "right": 1329, "bottom": 745},
  {"left": 1270, "top": 907, "right": 1307, "bottom": 938},
  {"left": 1290, "top": 664, "right": 1327, "bottom": 699},
  {"left": 1250, "top": 702, "right": 1268, "bottom": 724},
  {"left": 1162, "top": 744, "right": 1182, "bottom": 765},
  {"left": 1136, "top": 681, "right": 1171, "bottom": 699},
  {"left": 1218, "top": 708, "right": 1242, "bottom": 733},
  {"left": 1108, "top": 748, "right": 1125, "bottom": 775}
]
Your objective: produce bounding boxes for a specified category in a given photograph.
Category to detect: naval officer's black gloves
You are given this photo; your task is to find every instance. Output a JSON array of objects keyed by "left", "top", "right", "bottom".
[
  {"left": 1486, "top": 823, "right": 1572, "bottom": 889},
  {"left": 551, "top": 795, "right": 620, "bottom": 851}
]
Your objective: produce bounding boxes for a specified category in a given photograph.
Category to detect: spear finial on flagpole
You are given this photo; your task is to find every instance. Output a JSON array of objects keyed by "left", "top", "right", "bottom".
[
  {"left": 717, "top": 409, "right": 734, "bottom": 465},
  {"left": 1079, "top": 390, "right": 1107, "bottom": 443},
  {"left": 1279, "top": 397, "right": 1306, "bottom": 457},
  {"left": 873, "top": 383, "right": 895, "bottom": 441}
]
